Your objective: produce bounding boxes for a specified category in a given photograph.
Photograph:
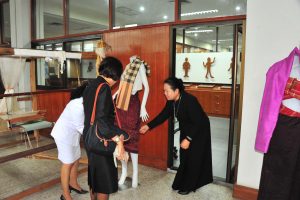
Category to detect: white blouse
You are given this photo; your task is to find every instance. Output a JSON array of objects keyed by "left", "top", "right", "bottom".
[{"left": 51, "top": 97, "right": 84, "bottom": 146}]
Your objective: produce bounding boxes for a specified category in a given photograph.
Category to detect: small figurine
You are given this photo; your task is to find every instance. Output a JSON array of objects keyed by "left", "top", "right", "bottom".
[
  {"left": 228, "top": 57, "right": 234, "bottom": 79},
  {"left": 182, "top": 57, "right": 191, "bottom": 78},
  {"left": 203, "top": 57, "right": 216, "bottom": 78}
]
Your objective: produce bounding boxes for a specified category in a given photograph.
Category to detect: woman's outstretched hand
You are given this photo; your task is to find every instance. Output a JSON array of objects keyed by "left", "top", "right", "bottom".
[
  {"left": 139, "top": 125, "right": 150, "bottom": 134},
  {"left": 180, "top": 139, "right": 190, "bottom": 149}
]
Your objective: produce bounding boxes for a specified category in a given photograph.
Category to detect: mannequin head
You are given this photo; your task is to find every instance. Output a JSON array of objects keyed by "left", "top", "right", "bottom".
[
  {"left": 95, "top": 48, "right": 106, "bottom": 59},
  {"left": 95, "top": 39, "right": 111, "bottom": 58},
  {"left": 98, "top": 57, "right": 123, "bottom": 86},
  {"left": 163, "top": 77, "right": 184, "bottom": 101}
]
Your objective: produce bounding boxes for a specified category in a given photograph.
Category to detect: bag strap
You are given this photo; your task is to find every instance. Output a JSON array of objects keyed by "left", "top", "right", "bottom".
[{"left": 90, "top": 83, "right": 121, "bottom": 128}]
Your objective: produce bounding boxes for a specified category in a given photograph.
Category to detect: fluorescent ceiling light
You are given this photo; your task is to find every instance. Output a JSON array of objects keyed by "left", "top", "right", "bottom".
[
  {"left": 139, "top": 6, "right": 145, "bottom": 11},
  {"left": 194, "top": 33, "right": 198, "bottom": 37},
  {"left": 181, "top": 9, "right": 218, "bottom": 17},
  {"left": 235, "top": 6, "right": 241, "bottom": 11},
  {"left": 163, "top": 15, "right": 168, "bottom": 19},
  {"left": 124, "top": 24, "right": 138, "bottom": 28},
  {"left": 212, "top": 39, "right": 233, "bottom": 42},
  {"left": 186, "top": 30, "right": 213, "bottom": 33}
]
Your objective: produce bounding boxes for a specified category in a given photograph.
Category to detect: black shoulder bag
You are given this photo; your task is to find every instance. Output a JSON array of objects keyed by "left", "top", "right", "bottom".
[{"left": 84, "top": 83, "right": 127, "bottom": 155}]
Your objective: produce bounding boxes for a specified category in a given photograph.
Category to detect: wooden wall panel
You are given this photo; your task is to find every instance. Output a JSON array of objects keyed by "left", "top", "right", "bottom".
[
  {"left": 233, "top": 184, "right": 258, "bottom": 200},
  {"left": 104, "top": 25, "right": 171, "bottom": 170},
  {"left": 36, "top": 92, "right": 70, "bottom": 123}
]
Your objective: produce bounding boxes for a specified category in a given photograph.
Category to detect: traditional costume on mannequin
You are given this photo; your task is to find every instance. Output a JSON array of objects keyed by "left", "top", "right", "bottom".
[
  {"left": 115, "top": 56, "right": 150, "bottom": 188},
  {"left": 255, "top": 47, "right": 300, "bottom": 200}
]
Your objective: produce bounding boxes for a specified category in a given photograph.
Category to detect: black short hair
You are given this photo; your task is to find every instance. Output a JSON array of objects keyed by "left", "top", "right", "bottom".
[
  {"left": 98, "top": 56, "right": 123, "bottom": 81},
  {"left": 164, "top": 77, "right": 185, "bottom": 93},
  {"left": 70, "top": 81, "right": 89, "bottom": 100}
]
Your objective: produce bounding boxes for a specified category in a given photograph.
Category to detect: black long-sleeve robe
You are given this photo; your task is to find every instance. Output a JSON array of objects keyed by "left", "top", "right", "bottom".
[{"left": 148, "top": 91, "right": 213, "bottom": 191}]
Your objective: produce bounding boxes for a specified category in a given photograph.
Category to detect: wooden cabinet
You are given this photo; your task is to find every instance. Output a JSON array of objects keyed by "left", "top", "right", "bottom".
[{"left": 186, "top": 86, "right": 231, "bottom": 118}]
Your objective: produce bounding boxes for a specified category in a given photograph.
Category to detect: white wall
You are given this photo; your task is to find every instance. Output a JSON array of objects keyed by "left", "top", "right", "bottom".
[{"left": 237, "top": 0, "right": 300, "bottom": 188}]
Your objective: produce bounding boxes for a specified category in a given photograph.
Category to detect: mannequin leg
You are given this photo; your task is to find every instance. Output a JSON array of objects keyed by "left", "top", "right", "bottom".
[
  {"left": 131, "top": 153, "right": 138, "bottom": 188},
  {"left": 118, "top": 156, "right": 128, "bottom": 185}
]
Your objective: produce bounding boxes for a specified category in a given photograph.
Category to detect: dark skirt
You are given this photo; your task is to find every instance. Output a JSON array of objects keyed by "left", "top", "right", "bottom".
[
  {"left": 116, "top": 93, "right": 141, "bottom": 153},
  {"left": 87, "top": 152, "right": 118, "bottom": 194},
  {"left": 258, "top": 114, "right": 300, "bottom": 200},
  {"left": 172, "top": 126, "right": 213, "bottom": 191}
]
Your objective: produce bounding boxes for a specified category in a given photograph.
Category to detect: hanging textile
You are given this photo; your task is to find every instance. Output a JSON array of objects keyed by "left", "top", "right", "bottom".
[{"left": 0, "top": 57, "right": 26, "bottom": 113}]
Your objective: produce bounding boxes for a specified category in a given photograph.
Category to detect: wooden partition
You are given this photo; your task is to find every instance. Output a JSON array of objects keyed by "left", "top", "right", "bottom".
[
  {"left": 104, "top": 25, "right": 171, "bottom": 170},
  {"left": 36, "top": 91, "right": 70, "bottom": 122}
]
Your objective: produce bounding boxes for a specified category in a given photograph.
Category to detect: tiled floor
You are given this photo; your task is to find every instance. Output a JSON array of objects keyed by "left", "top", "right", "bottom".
[
  {"left": 0, "top": 120, "right": 237, "bottom": 199},
  {"left": 20, "top": 161, "right": 236, "bottom": 200}
]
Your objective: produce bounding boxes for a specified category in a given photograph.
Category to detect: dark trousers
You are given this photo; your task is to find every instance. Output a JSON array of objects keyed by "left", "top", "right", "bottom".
[{"left": 258, "top": 114, "right": 300, "bottom": 200}]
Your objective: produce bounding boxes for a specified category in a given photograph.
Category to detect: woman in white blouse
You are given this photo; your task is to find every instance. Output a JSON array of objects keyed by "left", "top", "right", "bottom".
[{"left": 51, "top": 83, "right": 88, "bottom": 200}]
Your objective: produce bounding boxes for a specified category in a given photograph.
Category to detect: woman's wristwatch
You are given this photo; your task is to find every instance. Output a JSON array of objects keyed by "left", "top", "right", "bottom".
[{"left": 186, "top": 136, "right": 192, "bottom": 142}]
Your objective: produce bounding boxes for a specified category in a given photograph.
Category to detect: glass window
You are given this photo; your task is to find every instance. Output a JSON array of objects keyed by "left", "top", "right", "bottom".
[
  {"left": 36, "top": 58, "right": 65, "bottom": 88},
  {"left": 180, "top": 0, "right": 247, "bottom": 21},
  {"left": 35, "top": 0, "right": 64, "bottom": 39},
  {"left": 36, "top": 45, "right": 45, "bottom": 50},
  {"left": 175, "top": 24, "right": 234, "bottom": 84},
  {"left": 1, "top": 1, "right": 11, "bottom": 45},
  {"left": 45, "top": 44, "right": 54, "bottom": 50},
  {"left": 114, "top": 0, "right": 174, "bottom": 28},
  {"left": 67, "top": 59, "right": 96, "bottom": 88},
  {"left": 65, "top": 41, "right": 82, "bottom": 52},
  {"left": 69, "top": 0, "right": 109, "bottom": 34},
  {"left": 83, "top": 40, "right": 98, "bottom": 52},
  {"left": 54, "top": 43, "right": 63, "bottom": 50}
]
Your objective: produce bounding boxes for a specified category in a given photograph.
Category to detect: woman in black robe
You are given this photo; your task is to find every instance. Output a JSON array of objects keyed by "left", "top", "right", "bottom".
[{"left": 140, "top": 77, "right": 213, "bottom": 195}]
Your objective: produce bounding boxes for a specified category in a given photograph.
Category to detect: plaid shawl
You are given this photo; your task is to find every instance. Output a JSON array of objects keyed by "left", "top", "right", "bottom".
[{"left": 116, "top": 57, "right": 150, "bottom": 111}]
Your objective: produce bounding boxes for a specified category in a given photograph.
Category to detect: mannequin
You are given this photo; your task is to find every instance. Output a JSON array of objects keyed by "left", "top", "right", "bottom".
[
  {"left": 256, "top": 48, "right": 300, "bottom": 200},
  {"left": 282, "top": 56, "right": 300, "bottom": 112},
  {"left": 114, "top": 56, "right": 150, "bottom": 188},
  {"left": 95, "top": 39, "right": 111, "bottom": 76}
]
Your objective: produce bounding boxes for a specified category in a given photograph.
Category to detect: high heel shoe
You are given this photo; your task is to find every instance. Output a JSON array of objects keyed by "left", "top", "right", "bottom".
[
  {"left": 178, "top": 190, "right": 190, "bottom": 195},
  {"left": 69, "top": 185, "right": 88, "bottom": 194},
  {"left": 178, "top": 189, "right": 196, "bottom": 195},
  {"left": 60, "top": 194, "right": 66, "bottom": 200}
]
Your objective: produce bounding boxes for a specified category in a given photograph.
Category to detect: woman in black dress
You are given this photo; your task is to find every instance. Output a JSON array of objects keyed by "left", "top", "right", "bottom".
[
  {"left": 140, "top": 77, "right": 213, "bottom": 195},
  {"left": 83, "top": 57, "right": 128, "bottom": 200}
]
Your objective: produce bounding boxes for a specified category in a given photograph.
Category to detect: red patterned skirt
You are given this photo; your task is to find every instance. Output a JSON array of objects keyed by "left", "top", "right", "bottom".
[{"left": 116, "top": 93, "right": 141, "bottom": 153}]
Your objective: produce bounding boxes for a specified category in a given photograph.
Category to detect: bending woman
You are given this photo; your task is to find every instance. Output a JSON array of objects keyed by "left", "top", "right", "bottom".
[
  {"left": 140, "top": 77, "right": 213, "bottom": 195},
  {"left": 51, "top": 83, "right": 89, "bottom": 200}
]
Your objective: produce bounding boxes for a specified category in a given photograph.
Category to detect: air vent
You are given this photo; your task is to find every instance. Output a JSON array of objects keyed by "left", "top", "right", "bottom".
[
  {"left": 169, "top": 0, "right": 191, "bottom": 3},
  {"left": 49, "top": 22, "right": 63, "bottom": 26},
  {"left": 115, "top": 6, "right": 139, "bottom": 16}
]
